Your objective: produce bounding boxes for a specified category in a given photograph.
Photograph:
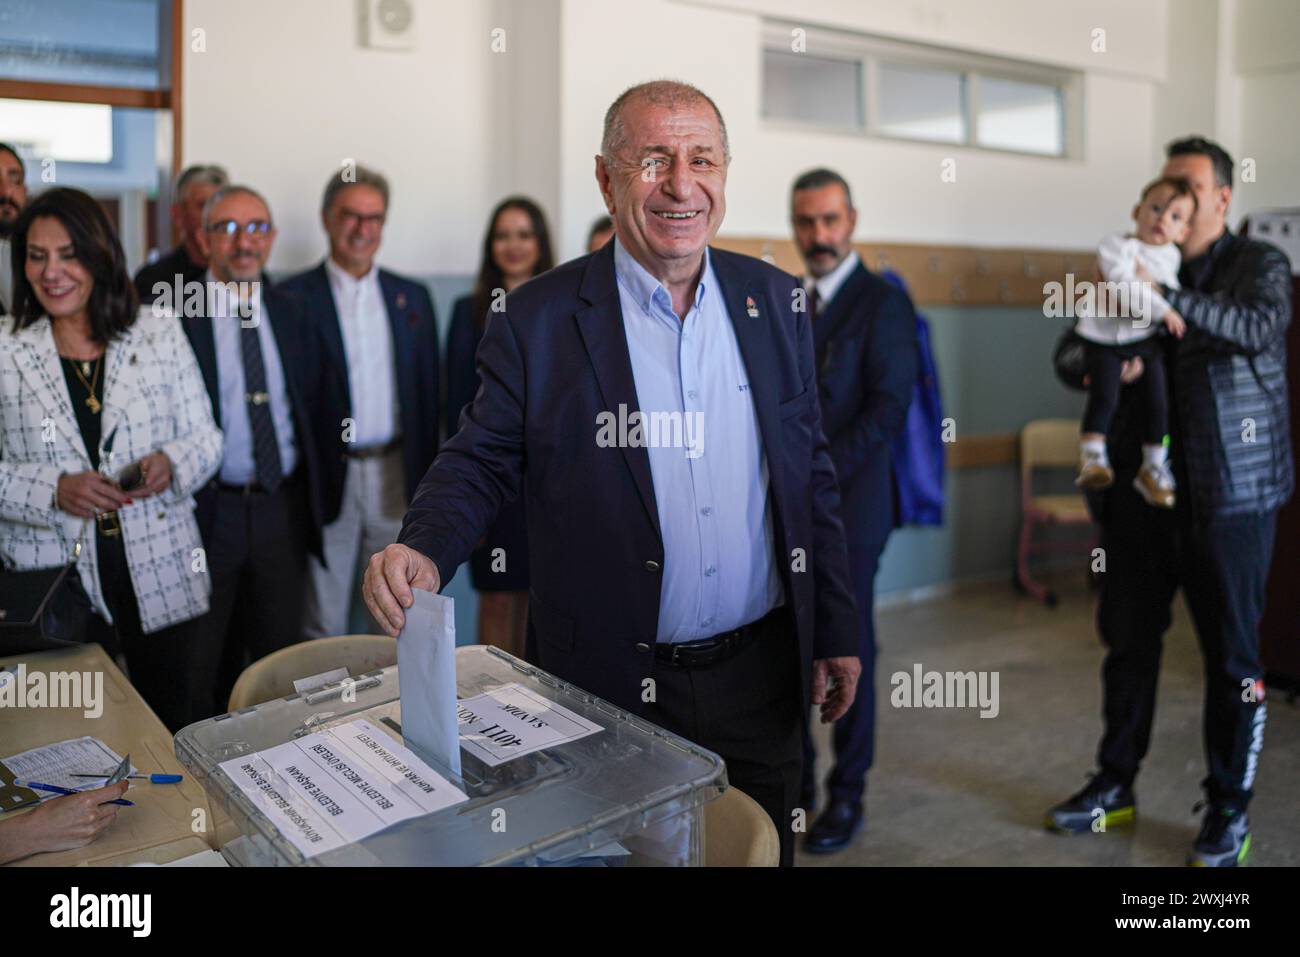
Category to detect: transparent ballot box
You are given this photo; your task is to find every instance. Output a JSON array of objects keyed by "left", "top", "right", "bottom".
[{"left": 174, "top": 645, "right": 726, "bottom": 866}]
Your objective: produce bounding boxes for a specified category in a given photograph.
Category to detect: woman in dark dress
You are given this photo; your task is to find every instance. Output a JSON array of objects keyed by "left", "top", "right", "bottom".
[{"left": 445, "top": 197, "right": 554, "bottom": 659}]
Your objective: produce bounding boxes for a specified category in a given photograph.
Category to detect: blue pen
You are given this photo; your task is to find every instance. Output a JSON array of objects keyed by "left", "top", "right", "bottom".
[
  {"left": 71, "top": 772, "right": 183, "bottom": 784},
  {"left": 15, "top": 779, "right": 134, "bottom": 807}
]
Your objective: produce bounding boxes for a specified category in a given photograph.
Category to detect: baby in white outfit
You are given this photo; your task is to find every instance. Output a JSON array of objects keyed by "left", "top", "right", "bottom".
[{"left": 1073, "top": 177, "right": 1195, "bottom": 508}]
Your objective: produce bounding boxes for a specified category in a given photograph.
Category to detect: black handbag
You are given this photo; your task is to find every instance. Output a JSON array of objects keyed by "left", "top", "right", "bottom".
[{"left": 0, "top": 527, "right": 93, "bottom": 655}]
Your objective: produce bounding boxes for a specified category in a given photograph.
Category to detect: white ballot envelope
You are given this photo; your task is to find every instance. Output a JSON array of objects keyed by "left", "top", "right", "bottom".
[{"left": 397, "top": 590, "right": 461, "bottom": 777}]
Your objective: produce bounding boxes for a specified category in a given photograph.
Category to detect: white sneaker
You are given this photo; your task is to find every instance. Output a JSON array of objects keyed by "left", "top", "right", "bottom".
[
  {"left": 1075, "top": 453, "right": 1114, "bottom": 490},
  {"left": 1133, "top": 462, "right": 1176, "bottom": 508}
]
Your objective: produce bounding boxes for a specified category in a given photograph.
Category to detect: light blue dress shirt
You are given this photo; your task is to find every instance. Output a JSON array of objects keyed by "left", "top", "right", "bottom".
[
  {"left": 613, "top": 238, "right": 783, "bottom": 644},
  {"left": 207, "top": 275, "right": 298, "bottom": 485}
]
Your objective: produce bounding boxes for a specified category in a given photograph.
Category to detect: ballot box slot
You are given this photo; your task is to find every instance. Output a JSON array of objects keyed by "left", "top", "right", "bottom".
[{"left": 302, "top": 673, "right": 383, "bottom": 706}]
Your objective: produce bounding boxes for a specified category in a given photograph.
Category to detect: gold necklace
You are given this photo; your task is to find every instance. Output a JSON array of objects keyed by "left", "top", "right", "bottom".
[{"left": 69, "top": 355, "right": 103, "bottom": 414}]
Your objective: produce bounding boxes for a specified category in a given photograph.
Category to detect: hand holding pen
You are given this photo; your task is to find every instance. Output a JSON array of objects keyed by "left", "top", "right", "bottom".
[
  {"left": 0, "top": 782, "right": 131, "bottom": 864},
  {"left": 14, "top": 779, "right": 135, "bottom": 807}
]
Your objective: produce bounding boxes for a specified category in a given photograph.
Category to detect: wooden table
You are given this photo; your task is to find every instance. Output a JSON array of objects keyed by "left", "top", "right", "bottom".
[{"left": 0, "top": 643, "right": 224, "bottom": 866}]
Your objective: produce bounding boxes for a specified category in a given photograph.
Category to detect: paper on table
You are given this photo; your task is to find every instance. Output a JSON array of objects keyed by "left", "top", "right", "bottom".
[
  {"left": 397, "top": 589, "right": 461, "bottom": 777},
  {"left": 2, "top": 737, "right": 129, "bottom": 800}
]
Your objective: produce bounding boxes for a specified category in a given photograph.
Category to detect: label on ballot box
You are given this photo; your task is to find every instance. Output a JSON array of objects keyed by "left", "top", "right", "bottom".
[
  {"left": 457, "top": 682, "right": 603, "bottom": 767},
  {"left": 218, "top": 718, "right": 467, "bottom": 859}
]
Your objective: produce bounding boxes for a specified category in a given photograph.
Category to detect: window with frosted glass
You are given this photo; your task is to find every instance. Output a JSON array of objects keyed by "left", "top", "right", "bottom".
[
  {"left": 0, "top": 0, "right": 164, "bottom": 89},
  {"left": 976, "top": 76, "right": 1064, "bottom": 156},
  {"left": 761, "top": 48, "right": 864, "bottom": 130},
  {"left": 877, "top": 63, "right": 967, "bottom": 144}
]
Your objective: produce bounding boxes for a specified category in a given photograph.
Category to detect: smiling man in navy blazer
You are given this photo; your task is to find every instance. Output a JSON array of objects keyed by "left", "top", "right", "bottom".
[
  {"left": 363, "top": 80, "right": 860, "bottom": 865},
  {"left": 280, "top": 165, "right": 440, "bottom": 640}
]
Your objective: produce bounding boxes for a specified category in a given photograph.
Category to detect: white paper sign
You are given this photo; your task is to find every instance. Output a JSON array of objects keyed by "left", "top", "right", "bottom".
[
  {"left": 457, "top": 683, "right": 603, "bottom": 767},
  {"left": 218, "top": 719, "right": 467, "bottom": 860}
]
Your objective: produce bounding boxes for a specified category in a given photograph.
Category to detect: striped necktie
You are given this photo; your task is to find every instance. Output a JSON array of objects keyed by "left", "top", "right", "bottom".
[{"left": 240, "top": 317, "right": 284, "bottom": 492}]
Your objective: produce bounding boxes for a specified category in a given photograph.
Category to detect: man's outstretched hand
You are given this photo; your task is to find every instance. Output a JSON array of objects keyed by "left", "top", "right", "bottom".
[
  {"left": 812, "top": 656, "right": 861, "bottom": 723},
  {"left": 362, "top": 544, "right": 441, "bottom": 636}
]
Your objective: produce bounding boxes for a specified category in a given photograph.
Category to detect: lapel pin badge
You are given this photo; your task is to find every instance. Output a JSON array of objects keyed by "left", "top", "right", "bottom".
[
  {"left": 745, "top": 296, "right": 759, "bottom": 318},
  {"left": 396, "top": 293, "right": 407, "bottom": 309}
]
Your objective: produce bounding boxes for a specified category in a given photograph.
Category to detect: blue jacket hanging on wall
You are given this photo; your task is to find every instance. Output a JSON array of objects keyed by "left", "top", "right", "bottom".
[{"left": 883, "top": 269, "right": 946, "bottom": 527}]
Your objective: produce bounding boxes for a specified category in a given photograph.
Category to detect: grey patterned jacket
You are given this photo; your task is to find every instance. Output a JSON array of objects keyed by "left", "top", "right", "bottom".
[{"left": 0, "top": 307, "right": 223, "bottom": 632}]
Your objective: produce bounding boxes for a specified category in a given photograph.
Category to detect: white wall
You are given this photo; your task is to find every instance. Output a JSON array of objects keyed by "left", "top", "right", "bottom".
[
  {"left": 1151, "top": 0, "right": 1219, "bottom": 170},
  {"left": 690, "top": 0, "right": 1169, "bottom": 79},
  {"left": 1231, "top": 0, "right": 1300, "bottom": 218},
  {"left": 489, "top": 0, "right": 562, "bottom": 227},
  {"left": 182, "top": 0, "right": 511, "bottom": 276},
  {"left": 555, "top": 0, "right": 1173, "bottom": 255},
  {"left": 180, "top": 0, "right": 1295, "bottom": 272}
]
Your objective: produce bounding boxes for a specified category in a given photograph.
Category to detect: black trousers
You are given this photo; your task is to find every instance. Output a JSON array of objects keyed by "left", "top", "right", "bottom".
[
  {"left": 1096, "top": 480, "right": 1277, "bottom": 811},
  {"left": 801, "top": 540, "right": 884, "bottom": 807},
  {"left": 189, "top": 478, "right": 311, "bottom": 723},
  {"left": 1083, "top": 338, "right": 1168, "bottom": 444},
  {"left": 86, "top": 527, "right": 197, "bottom": 733},
  {"left": 643, "top": 609, "right": 804, "bottom": 867}
]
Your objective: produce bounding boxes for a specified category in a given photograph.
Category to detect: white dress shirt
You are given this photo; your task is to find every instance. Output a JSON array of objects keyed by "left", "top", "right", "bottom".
[
  {"left": 325, "top": 257, "right": 398, "bottom": 448},
  {"left": 207, "top": 272, "right": 298, "bottom": 484},
  {"left": 804, "top": 249, "right": 861, "bottom": 312}
]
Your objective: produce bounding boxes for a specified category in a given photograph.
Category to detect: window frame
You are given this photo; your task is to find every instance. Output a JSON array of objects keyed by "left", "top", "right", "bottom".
[
  {"left": 760, "top": 42, "right": 868, "bottom": 136},
  {"left": 761, "top": 21, "right": 1083, "bottom": 160},
  {"left": 0, "top": 0, "right": 184, "bottom": 243}
]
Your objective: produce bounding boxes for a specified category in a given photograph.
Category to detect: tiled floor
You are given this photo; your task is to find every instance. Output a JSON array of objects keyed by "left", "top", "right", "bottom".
[{"left": 797, "top": 576, "right": 1300, "bottom": 867}]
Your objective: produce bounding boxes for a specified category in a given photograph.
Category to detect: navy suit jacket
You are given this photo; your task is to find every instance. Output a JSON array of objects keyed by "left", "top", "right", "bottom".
[
  {"left": 444, "top": 295, "right": 481, "bottom": 439},
  {"left": 445, "top": 294, "right": 530, "bottom": 590},
  {"left": 180, "top": 283, "right": 328, "bottom": 560},
  {"left": 278, "top": 262, "right": 441, "bottom": 524},
  {"left": 400, "top": 242, "right": 858, "bottom": 718},
  {"left": 814, "top": 262, "right": 918, "bottom": 547},
  {"left": 133, "top": 245, "right": 206, "bottom": 307}
]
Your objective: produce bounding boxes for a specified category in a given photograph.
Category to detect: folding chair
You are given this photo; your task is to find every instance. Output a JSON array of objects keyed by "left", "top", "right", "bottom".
[{"left": 1014, "top": 419, "right": 1097, "bottom": 606}]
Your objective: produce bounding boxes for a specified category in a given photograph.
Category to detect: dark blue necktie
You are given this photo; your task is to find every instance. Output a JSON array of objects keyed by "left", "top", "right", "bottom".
[{"left": 240, "top": 320, "right": 284, "bottom": 491}]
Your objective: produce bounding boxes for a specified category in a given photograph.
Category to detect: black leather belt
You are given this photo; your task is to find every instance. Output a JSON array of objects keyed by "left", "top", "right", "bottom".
[
  {"left": 216, "top": 469, "right": 300, "bottom": 496},
  {"left": 346, "top": 438, "right": 402, "bottom": 460},
  {"left": 217, "top": 480, "right": 276, "bottom": 496},
  {"left": 655, "top": 606, "right": 785, "bottom": 669}
]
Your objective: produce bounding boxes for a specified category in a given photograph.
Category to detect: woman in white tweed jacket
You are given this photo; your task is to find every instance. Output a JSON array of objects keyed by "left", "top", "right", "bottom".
[{"left": 0, "top": 188, "right": 221, "bottom": 729}]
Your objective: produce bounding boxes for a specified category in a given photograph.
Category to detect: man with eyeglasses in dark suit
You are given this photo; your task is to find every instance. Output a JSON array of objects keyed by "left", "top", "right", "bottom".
[{"left": 177, "top": 184, "right": 333, "bottom": 721}]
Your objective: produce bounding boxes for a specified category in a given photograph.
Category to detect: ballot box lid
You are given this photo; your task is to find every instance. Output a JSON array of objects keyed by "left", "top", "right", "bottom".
[{"left": 175, "top": 645, "right": 726, "bottom": 865}]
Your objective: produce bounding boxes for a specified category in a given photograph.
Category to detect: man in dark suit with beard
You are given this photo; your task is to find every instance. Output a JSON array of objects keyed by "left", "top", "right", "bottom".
[{"left": 790, "top": 168, "right": 917, "bottom": 853}]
